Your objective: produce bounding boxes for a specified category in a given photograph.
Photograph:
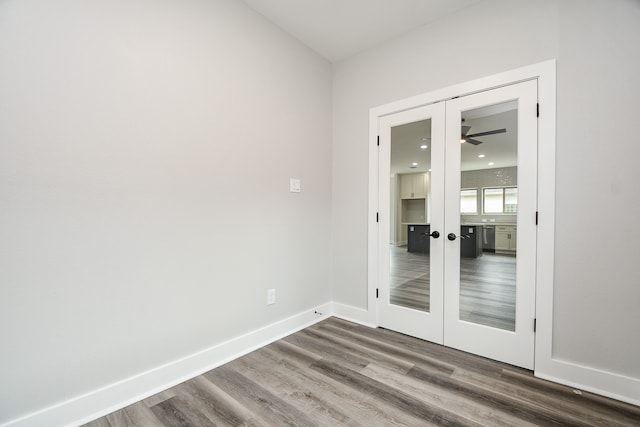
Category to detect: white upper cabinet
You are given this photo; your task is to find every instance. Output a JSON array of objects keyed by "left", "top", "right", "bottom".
[{"left": 400, "top": 173, "right": 426, "bottom": 199}]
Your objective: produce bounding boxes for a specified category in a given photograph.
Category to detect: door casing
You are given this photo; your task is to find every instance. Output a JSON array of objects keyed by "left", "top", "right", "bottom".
[{"left": 367, "top": 60, "right": 556, "bottom": 374}]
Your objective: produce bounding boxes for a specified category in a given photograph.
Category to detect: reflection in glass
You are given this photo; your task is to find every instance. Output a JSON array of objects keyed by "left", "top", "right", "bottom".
[
  {"left": 460, "top": 189, "right": 478, "bottom": 214},
  {"left": 483, "top": 187, "right": 518, "bottom": 214},
  {"left": 459, "top": 101, "right": 517, "bottom": 331},
  {"left": 389, "top": 119, "right": 431, "bottom": 312},
  {"left": 505, "top": 188, "right": 518, "bottom": 213},
  {"left": 484, "top": 188, "right": 505, "bottom": 213}
]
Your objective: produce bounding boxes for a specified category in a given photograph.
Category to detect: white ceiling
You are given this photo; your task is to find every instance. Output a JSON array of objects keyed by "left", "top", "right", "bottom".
[{"left": 241, "top": 0, "right": 483, "bottom": 62}]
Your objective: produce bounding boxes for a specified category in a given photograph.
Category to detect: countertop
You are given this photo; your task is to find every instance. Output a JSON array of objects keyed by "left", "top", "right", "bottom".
[
  {"left": 405, "top": 223, "right": 516, "bottom": 226},
  {"left": 462, "top": 223, "right": 516, "bottom": 226}
]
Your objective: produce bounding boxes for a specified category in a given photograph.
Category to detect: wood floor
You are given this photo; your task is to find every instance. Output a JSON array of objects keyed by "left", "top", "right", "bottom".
[
  {"left": 84, "top": 317, "right": 640, "bottom": 427},
  {"left": 390, "top": 246, "right": 516, "bottom": 331}
]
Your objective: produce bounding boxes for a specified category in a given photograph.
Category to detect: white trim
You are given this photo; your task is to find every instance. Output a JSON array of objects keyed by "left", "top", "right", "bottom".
[
  {"left": 536, "top": 363, "right": 640, "bottom": 407},
  {"left": 331, "top": 302, "right": 377, "bottom": 328},
  {"left": 3, "top": 292, "right": 638, "bottom": 426},
  {"left": 1, "top": 303, "right": 332, "bottom": 427},
  {"left": 532, "top": 59, "right": 557, "bottom": 377},
  {"left": 368, "top": 63, "right": 558, "bottom": 338},
  {"left": 525, "top": 57, "right": 639, "bottom": 407},
  {"left": 367, "top": 110, "right": 381, "bottom": 328},
  {"left": 367, "top": 58, "right": 639, "bottom": 405},
  {"left": 370, "top": 65, "right": 548, "bottom": 119},
  {"left": 368, "top": 60, "right": 557, "bottom": 321}
]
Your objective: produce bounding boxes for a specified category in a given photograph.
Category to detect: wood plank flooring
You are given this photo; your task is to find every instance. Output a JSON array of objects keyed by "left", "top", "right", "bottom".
[
  {"left": 389, "top": 246, "right": 432, "bottom": 312},
  {"left": 390, "top": 246, "right": 516, "bottom": 331},
  {"left": 84, "top": 317, "right": 640, "bottom": 427}
]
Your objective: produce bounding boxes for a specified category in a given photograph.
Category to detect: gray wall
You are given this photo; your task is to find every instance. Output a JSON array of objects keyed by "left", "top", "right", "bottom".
[
  {"left": 0, "top": 0, "right": 332, "bottom": 422},
  {"left": 2, "top": 0, "right": 639, "bottom": 422},
  {"left": 461, "top": 167, "right": 517, "bottom": 224},
  {"left": 553, "top": 0, "right": 640, "bottom": 377},
  {"left": 332, "top": 0, "right": 558, "bottom": 307},
  {"left": 332, "top": 0, "right": 640, "bottom": 380}
]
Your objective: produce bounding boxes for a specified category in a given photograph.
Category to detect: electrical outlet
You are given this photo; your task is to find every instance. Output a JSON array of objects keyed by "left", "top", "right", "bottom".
[{"left": 267, "top": 289, "right": 276, "bottom": 305}]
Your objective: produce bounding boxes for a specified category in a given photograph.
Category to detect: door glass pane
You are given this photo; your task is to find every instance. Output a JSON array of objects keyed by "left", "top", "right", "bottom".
[
  {"left": 389, "top": 119, "right": 431, "bottom": 312},
  {"left": 459, "top": 101, "right": 517, "bottom": 331}
]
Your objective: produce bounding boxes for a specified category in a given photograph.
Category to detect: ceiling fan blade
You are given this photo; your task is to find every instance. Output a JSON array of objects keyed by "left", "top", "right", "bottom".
[
  {"left": 466, "top": 128, "right": 506, "bottom": 138},
  {"left": 466, "top": 138, "right": 483, "bottom": 145},
  {"left": 461, "top": 125, "right": 472, "bottom": 136}
]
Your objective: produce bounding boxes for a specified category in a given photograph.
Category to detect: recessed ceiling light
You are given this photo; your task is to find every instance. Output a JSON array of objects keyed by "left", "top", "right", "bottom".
[
  {"left": 428, "top": 168, "right": 432, "bottom": 172},
  {"left": 460, "top": 139, "right": 466, "bottom": 144},
  {"left": 478, "top": 154, "right": 485, "bottom": 158},
  {"left": 412, "top": 162, "right": 418, "bottom": 166},
  {"left": 488, "top": 162, "right": 495, "bottom": 166},
  {"left": 420, "top": 144, "right": 428, "bottom": 149}
]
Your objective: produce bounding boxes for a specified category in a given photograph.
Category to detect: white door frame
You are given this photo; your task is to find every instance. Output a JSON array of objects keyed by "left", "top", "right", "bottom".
[{"left": 367, "top": 60, "right": 556, "bottom": 373}]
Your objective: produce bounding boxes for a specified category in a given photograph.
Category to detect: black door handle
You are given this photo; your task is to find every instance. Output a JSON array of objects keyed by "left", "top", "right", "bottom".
[
  {"left": 448, "top": 233, "right": 468, "bottom": 241},
  {"left": 429, "top": 231, "right": 440, "bottom": 238}
]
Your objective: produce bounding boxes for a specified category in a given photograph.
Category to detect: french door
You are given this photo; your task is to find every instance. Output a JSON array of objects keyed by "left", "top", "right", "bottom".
[{"left": 377, "top": 80, "right": 537, "bottom": 369}]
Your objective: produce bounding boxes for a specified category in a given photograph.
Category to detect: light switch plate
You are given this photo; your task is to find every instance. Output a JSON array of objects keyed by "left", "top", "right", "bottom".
[{"left": 289, "top": 178, "right": 301, "bottom": 193}]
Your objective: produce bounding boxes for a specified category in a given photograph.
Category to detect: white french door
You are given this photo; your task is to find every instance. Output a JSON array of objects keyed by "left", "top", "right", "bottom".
[
  {"left": 378, "top": 103, "right": 445, "bottom": 344},
  {"left": 377, "top": 80, "right": 538, "bottom": 369}
]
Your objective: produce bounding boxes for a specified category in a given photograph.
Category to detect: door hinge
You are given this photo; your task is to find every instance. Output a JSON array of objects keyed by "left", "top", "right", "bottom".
[
  {"left": 534, "top": 318, "right": 537, "bottom": 332},
  {"left": 535, "top": 211, "right": 539, "bottom": 225},
  {"left": 376, "top": 212, "right": 379, "bottom": 223},
  {"left": 377, "top": 135, "right": 380, "bottom": 146},
  {"left": 376, "top": 288, "right": 379, "bottom": 299},
  {"left": 536, "top": 103, "right": 540, "bottom": 118}
]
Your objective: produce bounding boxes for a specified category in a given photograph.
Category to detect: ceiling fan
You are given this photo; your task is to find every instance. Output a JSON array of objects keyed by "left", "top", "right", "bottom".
[{"left": 461, "top": 125, "right": 506, "bottom": 145}]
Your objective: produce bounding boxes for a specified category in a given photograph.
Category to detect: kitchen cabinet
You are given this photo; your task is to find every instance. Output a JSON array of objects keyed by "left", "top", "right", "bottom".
[
  {"left": 460, "top": 225, "right": 482, "bottom": 258},
  {"left": 407, "top": 224, "right": 430, "bottom": 253},
  {"left": 495, "top": 225, "right": 517, "bottom": 253},
  {"left": 400, "top": 173, "right": 426, "bottom": 199}
]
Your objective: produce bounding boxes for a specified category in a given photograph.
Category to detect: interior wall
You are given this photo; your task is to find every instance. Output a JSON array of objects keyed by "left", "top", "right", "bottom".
[
  {"left": 553, "top": 0, "right": 640, "bottom": 378},
  {"left": 332, "top": 0, "right": 640, "bottom": 388},
  {"left": 332, "top": 0, "right": 558, "bottom": 308},
  {"left": 0, "top": 0, "right": 332, "bottom": 423}
]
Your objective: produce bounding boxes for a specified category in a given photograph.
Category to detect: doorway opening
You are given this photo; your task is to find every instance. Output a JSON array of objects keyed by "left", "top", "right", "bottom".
[{"left": 372, "top": 72, "right": 550, "bottom": 370}]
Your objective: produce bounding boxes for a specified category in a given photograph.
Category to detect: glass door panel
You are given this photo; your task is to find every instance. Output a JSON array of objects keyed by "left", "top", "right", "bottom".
[
  {"left": 378, "top": 104, "right": 445, "bottom": 344},
  {"left": 377, "top": 79, "right": 537, "bottom": 369},
  {"left": 459, "top": 101, "right": 518, "bottom": 332},
  {"left": 390, "top": 119, "right": 431, "bottom": 312},
  {"left": 443, "top": 79, "right": 537, "bottom": 369}
]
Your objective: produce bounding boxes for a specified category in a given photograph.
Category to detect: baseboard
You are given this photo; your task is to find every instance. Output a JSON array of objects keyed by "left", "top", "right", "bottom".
[
  {"left": 5, "top": 299, "right": 638, "bottom": 427},
  {"left": 331, "top": 301, "right": 376, "bottom": 327},
  {"left": 535, "top": 357, "right": 640, "bottom": 407},
  {"left": 331, "top": 296, "right": 640, "bottom": 407},
  {"left": 1, "top": 302, "right": 332, "bottom": 427}
]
